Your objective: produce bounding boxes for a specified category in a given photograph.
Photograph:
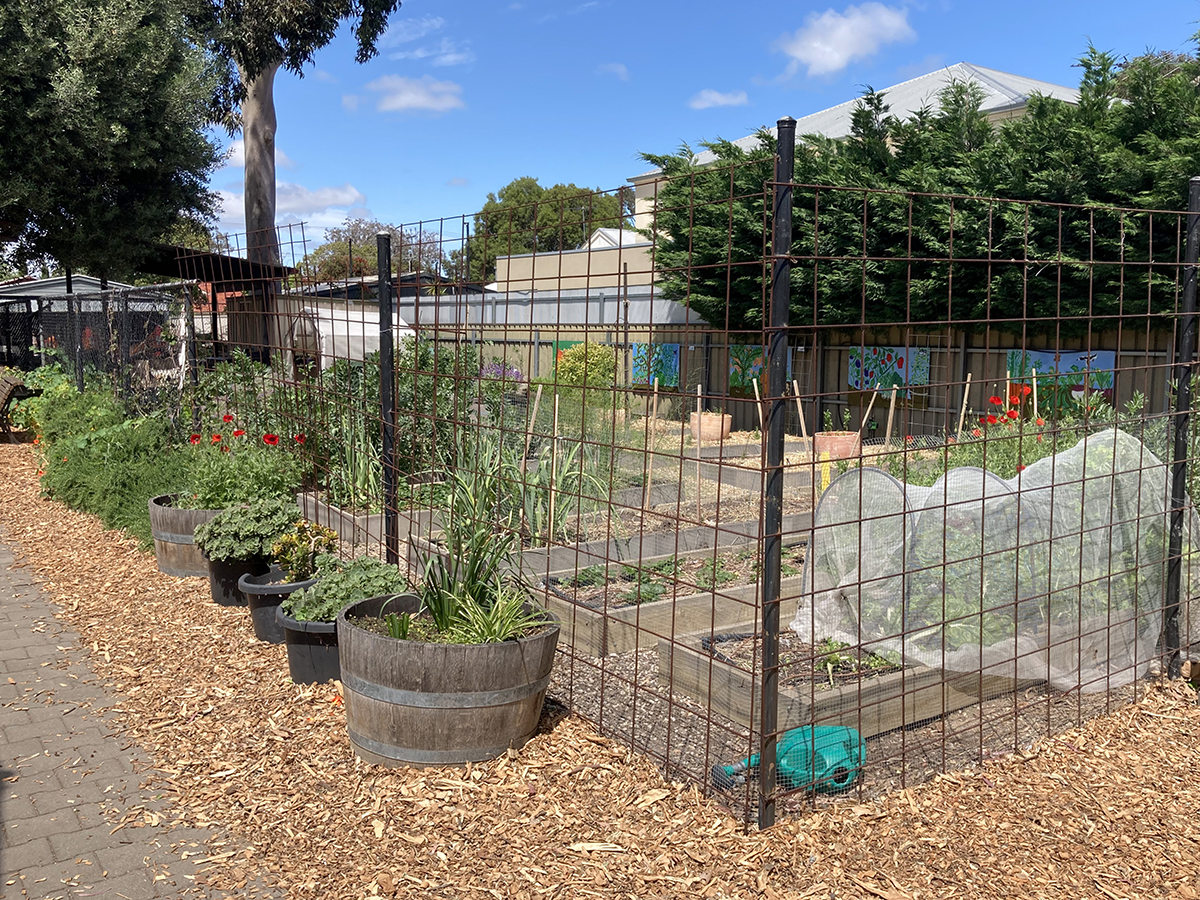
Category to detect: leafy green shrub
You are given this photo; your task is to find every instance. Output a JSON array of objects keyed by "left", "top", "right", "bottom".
[
  {"left": 555, "top": 342, "right": 617, "bottom": 393},
  {"left": 282, "top": 555, "right": 408, "bottom": 623},
  {"left": 193, "top": 498, "right": 301, "bottom": 563},
  {"left": 272, "top": 521, "right": 339, "bottom": 581}
]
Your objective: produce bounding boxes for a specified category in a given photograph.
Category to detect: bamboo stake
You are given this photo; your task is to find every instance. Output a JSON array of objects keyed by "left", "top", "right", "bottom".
[
  {"left": 955, "top": 372, "right": 973, "bottom": 441},
  {"left": 752, "top": 378, "right": 766, "bottom": 432},
  {"left": 859, "top": 383, "right": 882, "bottom": 436},
  {"left": 643, "top": 377, "right": 659, "bottom": 510},
  {"left": 696, "top": 384, "right": 703, "bottom": 521},
  {"left": 548, "top": 393, "right": 559, "bottom": 543},
  {"left": 1032, "top": 369, "right": 1039, "bottom": 420},
  {"left": 884, "top": 386, "right": 898, "bottom": 447},
  {"left": 1005, "top": 369, "right": 1011, "bottom": 405},
  {"left": 523, "top": 383, "right": 543, "bottom": 463},
  {"left": 792, "top": 379, "right": 808, "bottom": 444}
]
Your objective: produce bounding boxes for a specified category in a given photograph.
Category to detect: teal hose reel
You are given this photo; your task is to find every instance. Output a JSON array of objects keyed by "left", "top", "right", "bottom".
[{"left": 711, "top": 725, "right": 865, "bottom": 794}]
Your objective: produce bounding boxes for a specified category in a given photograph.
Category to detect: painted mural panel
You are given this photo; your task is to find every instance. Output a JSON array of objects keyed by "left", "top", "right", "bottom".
[
  {"left": 848, "top": 346, "right": 932, "bottom": 394},
  {"left": 631, "top": 343, "right": 681, "bottom": 387}
]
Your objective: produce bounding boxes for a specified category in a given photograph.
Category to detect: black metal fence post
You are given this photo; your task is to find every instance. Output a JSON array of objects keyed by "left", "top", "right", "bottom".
[
  {"left": 760, "top": 116, "right": 796, "bottom": 829},
  {"left": 120, "top": 293, "right": 131, "bottom": 398},
  {"left": 69, "top": 294, "right": 83, "bottom": 392},
  {"left": 185, "top": 285, "right": 199, "bottom": 430},
  {"left": 378, "top": 232, "right": 399, "bottom": 565},
  {"left": 1166, "top": 176, "right": 1200, "bottom": 679}
]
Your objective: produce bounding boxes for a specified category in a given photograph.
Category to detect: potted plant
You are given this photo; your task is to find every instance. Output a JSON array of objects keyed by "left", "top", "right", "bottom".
[
  {"left": 690, "top": 410, "right": 732, "bottom": 442},
  {"left": 150, "top": 425, "right": 307, "bottom": 578},
  {"left": 813, "top": 407, "right": 862, "bottom": 460},
  {"left": 193, "top": 497, "right": 301, "bottom": 606},
  {"left": 239, "top": 520, "right": 339, "bottom": 643},
  {"left": 336, "top": 450, "right": 559, "bottom": 767},
  {"left": 277, "top": 555, "right": 408, "bottom": 684}
]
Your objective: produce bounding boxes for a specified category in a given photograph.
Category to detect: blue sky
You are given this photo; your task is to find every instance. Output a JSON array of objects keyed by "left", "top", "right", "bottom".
[{"left": 211, "top": 0, "right": 1200, "bottom": 243}]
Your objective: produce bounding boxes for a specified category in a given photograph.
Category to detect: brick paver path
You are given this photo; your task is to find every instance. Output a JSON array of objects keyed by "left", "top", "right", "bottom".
[{"left": 0, "top": 541, "right": 258, "bottom": 899}]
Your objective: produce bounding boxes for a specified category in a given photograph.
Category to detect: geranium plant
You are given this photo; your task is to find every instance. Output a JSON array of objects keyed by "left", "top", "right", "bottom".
[
  {"left": 281, "top": 555, "right": 405, "bottom": 623},
  {"left": 193, "top": 498, "right": 302, "bottom": 564}
]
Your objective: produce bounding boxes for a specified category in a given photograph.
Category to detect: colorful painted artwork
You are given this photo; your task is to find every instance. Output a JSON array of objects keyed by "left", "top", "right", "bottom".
[
  {"left": 1006, "top": 349, "right": 1117, "bottom": 410},
  {"left": 554, "top": 340, "right": 582, "bottom": 366},
  {"left": 632, "top": 343, "right": 680, "bottom": 388},
  {"left": 728, "top": 344, "right": 766, "bottom": 394},
  {"left": 848, "top": 346, "right": 931, "bottom": 394}
]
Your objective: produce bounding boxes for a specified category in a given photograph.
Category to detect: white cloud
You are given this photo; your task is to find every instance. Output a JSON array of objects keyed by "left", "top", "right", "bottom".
[
  {"left": 342, "top": 94, "right": 361, "bottom": 112},
  {"left": 391, "top": 38, "right": 475, "bottom": 67},
  {"left": 777, "top": 3, "right": 915, "bottom": 78},
  {"left": 220, "top": 139, "right": 296, "bottom": 170},
  {"left": 689, "top": 89, "right": 749, "bottom": 110},
  {"left": 447, "top": 177, "right": 469, "bottom": 187},
  {"left": 380, "top": 16, "right": 445, "bottom": 48},
  {"left": 597, "top": 62, "right": 629, "bottom": 81},
  {"left": 367, "top": 75, "right": 465, "bottom": 113},
  {"left": 310, "top": 68, "right": 336, "bottom": 83},
  {"left": 216, "top": 182, "right": 369, "bottom": 233}
]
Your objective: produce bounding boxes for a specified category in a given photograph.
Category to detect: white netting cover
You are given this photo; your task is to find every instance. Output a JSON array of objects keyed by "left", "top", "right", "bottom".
[{"left": 793, "top": 428, "right": 1200, "bottom": 692}]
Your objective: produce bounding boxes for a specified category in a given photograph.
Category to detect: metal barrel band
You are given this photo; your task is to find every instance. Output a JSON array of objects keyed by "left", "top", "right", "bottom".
[{"left": 341, "top": 671, "right": 551, "bottom": 709}]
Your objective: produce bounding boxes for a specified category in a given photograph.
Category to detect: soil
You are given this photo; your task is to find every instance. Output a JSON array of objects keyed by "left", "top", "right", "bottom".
[
  {"left": 703, "top": 628, "right": 901, "bottom": 690},
  {"left": 543, "top": 544, "right": 807, "bottom": 611},
  {"left": 4, "top": 443, "right": 1200, "bottom": 900}
]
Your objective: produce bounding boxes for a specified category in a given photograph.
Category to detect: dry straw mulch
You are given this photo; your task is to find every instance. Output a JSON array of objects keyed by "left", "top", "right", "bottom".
[{"left": 1, "top": 444, "right": 1198, "bottom": 900}]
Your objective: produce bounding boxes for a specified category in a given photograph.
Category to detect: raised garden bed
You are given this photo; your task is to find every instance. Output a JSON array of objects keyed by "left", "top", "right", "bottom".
[
  {"left": 658, "top": 624, "right": 1039, "bottom": 739},
  {"left": 298, "top": 492, "right": 441, "bottom": 546}
]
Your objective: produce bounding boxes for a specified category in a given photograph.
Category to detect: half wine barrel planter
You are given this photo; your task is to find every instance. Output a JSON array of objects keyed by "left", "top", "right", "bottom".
[
  {"left": 148, "top": 494, "right": 222, "bottom": 578},
  {"left": 337, "top": 595, "right": 560, "bottom": 767},
  {"left": 276, "top": 607, "right": 340, "bottom": 684},
  {"left": 238, "top": 567, "right": 318, "bottom": 643}
]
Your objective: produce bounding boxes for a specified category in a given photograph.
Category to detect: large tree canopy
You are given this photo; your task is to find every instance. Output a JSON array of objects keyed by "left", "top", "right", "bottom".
[
  {"left": 644, "top": 44, "right": 1200, "bottom": 333},
  {"left": 301, "top": 217, "right": 447, "bottom": 283},
  {"left": 465, "top": 177, "right": 633, "bottom": 282},
  {"left": 0, "top": 0, "right": 221, "bottom": 280},
  {"left": 185, "top": 0, "right": 402, "bottom": 266}
]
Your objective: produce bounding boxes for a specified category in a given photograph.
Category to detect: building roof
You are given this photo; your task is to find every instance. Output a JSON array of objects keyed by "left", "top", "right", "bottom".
[
  {"left": 631, "top": 62, "right": 1079, "bottom": 181},
  {"left": 587, "top": 228, "right": 651, "bottom": 250},
  {"left": 0, "top": 274, "right": 135, "bottom": 296}
]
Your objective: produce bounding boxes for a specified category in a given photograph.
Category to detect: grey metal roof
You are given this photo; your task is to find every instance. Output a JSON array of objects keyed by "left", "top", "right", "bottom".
[{"left": 632, "top": 62, "right": 1079, "bottom": 180}]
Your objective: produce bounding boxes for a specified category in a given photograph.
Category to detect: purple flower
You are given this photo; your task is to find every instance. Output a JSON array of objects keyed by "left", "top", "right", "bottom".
[{"left": 480, "top": 361, "right": 525, "bottom": 383}]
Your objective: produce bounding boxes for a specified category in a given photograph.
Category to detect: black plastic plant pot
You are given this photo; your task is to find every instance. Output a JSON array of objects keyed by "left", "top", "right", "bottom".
[
  {"left": 276, "top": 606, "right": 340, "bottom": 684},
  {"left": 205, "top": 554, "right": 269, "bottom": 607},
  {"left": 239, "top": 566, "right": 319, "bottom": 643}
]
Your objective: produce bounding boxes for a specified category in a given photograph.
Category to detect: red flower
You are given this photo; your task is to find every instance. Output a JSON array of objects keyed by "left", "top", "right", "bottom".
[
  {"left": 221, "top": 446, "right": 230, "bottom": 453},
  {"left": 294, "top": 434, "right": 306, "bottom": 445},
  {"left": 1035, "top": 417, "right": 1045, "bottom": 426},
  {"left": 972, "top": 428, "right": 982, "bottom": 437},
  {"left": 222, "top": 414, "right": 234, "bottom": 423},
  {"left": 1017, "top": 464, "right": 1027, "bottom": 473},
  {"left": 1009, "top": 395, "right": 1021, "bottom": 406},
  {"left": 989, "top": 395, "right": 1004, "bottom": 406},
  {"left": 263, "top": 434, "right": 280, "bottom": 446},
  {"left": 905, "top": 435, "right": 914, "bottom": 443},
  {"left": 1036, "top": 434, "right": 1044, "bottom": 443},
  {"left": 189, "top": 434, "right": 201, "bottom": 444},
  {"left": 233, "top": 429, "right": 245, "bottom": 437},
  {"left": 211, "top": 434, "right": 222, "bottom": 443},
  {"left": 1006, "top": 410, "right": 1019, "bottom": 420},
  {"left": 986, "top": 415, "right": 999, "bottom": 425},
  {"left": 1021, "top": 385, "right": 1032, "bottom": 396}
]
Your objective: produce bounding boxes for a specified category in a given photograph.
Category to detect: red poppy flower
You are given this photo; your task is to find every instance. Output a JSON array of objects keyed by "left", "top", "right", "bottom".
[
  {"left": 986, "top": 414, "right": 999, "bottom": 425},
  {"left": 1021, "top": 385, "right": 1032, "bottom": 396},
  {"left": 1017, "top": 464, "right": 1027, "bottom": 473},
  {"left": 233, "top": 429, "right": 245, "bottom": 437},
  {"left": 263, "top": 434, "right": 280, "bottom": 446},
  {"left": 1036, "top": 434, "right": 1044, "bottom": 442},
  {"left": 211, "top": 434, "right": 222, "bottom": 443},
  {"left": 222, "top": 414, "right": 234, "bottom": 423},
  {"left": 189, "top": 434, "right": 201, "bottom": 445},
  {"left": 905, "top": 435, "right": 914, "bottom": 443},
  {"left": 1006, "top": 410, "right": 1019, "bottom": 419},
  {"left": 989, "top": 395, "right": 1004, "bottom": 406},
  {"left": 1035, "top": 417, "right": 1045, "bottom": 426},
  {"left": 294, "top": 434, "right": 306, "bottom": 445},
  {"left": 221, "top": 446, "right": 230, "bottom": 453},
  {"left": 972, "top": 428, "right": 982, "bottom": 438},
  {"left": 1009, "top": 395, "right": 1021, "bottom": 406}
]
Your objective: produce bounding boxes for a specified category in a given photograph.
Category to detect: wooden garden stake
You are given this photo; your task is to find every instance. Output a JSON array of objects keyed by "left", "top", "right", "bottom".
[
  {"left": 643, "top": 377, "right": 659, "bottom": 509},
  {"left": 1005, "top": 369, "right": 1011, "bottom": 405},
  {"left": 695, "top": 384, "right": 703, "bottom": 521},
  {"left": 548, "top": 393, "right": 559, "bottom": 543},
  {"left": 859, "top": 383, "right": 882, "bottom": 436},
  {"left": 792, "top": 378, "right": 808, "bottom": 444},
  {"left": 955, "top": 372, "right": 973, "bottom": 441},
  {"left": 884, "top": 386, "right": 898, "bottom": 447},
  {"left": 1032, "top": 369, "right": 1039, "bottom": 420},
  {"left": 523, "top": 383, "right": 543, "bottom": 463},
  {"left": 752, "top": 378, "right": 766, "bottom": 432}
]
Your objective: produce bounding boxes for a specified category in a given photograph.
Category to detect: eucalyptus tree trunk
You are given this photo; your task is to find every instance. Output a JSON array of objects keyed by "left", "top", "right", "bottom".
[{"left": 239, "top": 61, "right": 292, "bottom": 367}]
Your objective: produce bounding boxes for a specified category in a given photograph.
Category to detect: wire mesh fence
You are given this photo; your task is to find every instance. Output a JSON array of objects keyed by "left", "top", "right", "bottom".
[{"left": 15, "top": 142, "right": 1200, "bottom": 829}]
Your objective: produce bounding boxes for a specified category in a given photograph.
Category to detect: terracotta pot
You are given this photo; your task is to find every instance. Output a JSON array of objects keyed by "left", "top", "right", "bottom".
[
  {"left": 813, "top": 431, "right": 862, "bottom": 460},
  {"left": 690, "top": 412, "right": 732, "bottom": 442}
]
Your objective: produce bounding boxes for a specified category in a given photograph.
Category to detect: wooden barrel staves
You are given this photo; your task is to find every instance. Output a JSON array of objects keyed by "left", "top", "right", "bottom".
[
  {"left": 148, "top": 494, "right": 223, "bottom": 578},
  {"left": 337, "top": 595, "right": 560, "bottom": 766}
]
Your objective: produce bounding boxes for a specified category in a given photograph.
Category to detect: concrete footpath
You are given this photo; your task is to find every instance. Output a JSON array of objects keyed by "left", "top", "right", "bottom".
[{"left": 0, "top": 541, "right": 262, "bottom": 899}]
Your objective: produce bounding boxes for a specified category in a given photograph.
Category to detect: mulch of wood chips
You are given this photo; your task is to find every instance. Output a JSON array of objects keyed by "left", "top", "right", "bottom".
[{"left": 2, "top": 443, "right": 1199, "bottom": 900}]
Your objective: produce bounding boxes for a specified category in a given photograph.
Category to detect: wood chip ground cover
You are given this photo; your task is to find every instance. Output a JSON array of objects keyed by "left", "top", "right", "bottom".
[{"left": 1, "top": 444, "right": 1198, "bottom": 899}]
